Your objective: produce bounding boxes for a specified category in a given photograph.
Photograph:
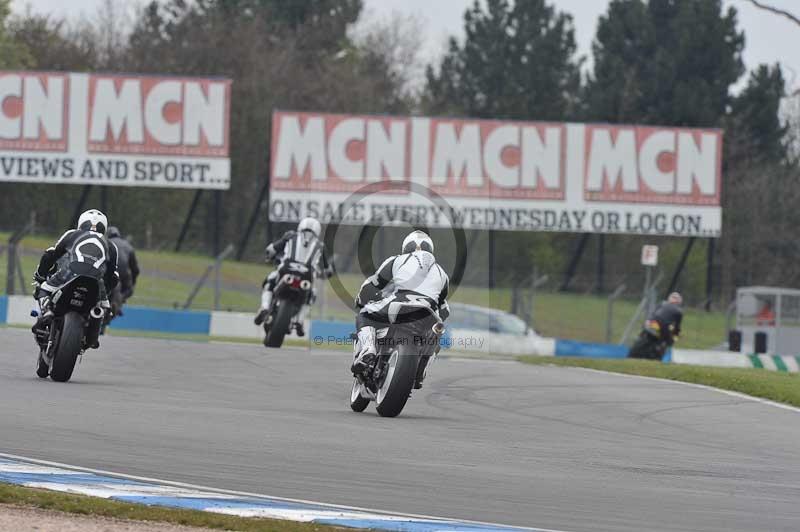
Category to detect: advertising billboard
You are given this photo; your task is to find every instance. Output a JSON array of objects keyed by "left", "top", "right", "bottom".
[
  {"left": 269, "top": 111, "right": 723, "bottom": 236},
  {"left": 0, "top": 71, "right": 231, "bottom": 190}
]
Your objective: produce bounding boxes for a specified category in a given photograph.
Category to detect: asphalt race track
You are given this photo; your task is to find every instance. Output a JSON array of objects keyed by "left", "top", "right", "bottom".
[{"left": 1, "top": 328, "right": 799, "bottom": 532}]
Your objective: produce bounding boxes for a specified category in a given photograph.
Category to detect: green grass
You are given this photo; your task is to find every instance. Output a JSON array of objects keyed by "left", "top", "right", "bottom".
[
  {"left": 519, "top": 356, "right": 800, "bottom": 407},
  {"left": 0, "top": 483, "right": 348, "bottom": 531},
  {"left": 0, "top": 232, "right": 727, "bottom": 348}
]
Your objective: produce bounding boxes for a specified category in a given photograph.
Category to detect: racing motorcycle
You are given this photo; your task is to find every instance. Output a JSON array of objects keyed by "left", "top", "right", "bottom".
[
  {"left": 32, "top": 273, "right": 106, "bottom": 382},
  {"left": 350, "top": 300, "right": 445, "bottom": 418},
  {"left": 627, "top": 319, "right": 675, "bottom": 360},
  {"left": 262, "top": 260, "right": 314, "bottom": 348},
  {"left": 99, "top": 285, "right": 124, "bottom": 335}
]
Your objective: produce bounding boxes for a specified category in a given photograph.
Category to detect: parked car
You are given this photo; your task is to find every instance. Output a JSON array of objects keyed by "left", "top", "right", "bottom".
[{"left": 445, "top": 302, "right": 546, "bottom": 355}]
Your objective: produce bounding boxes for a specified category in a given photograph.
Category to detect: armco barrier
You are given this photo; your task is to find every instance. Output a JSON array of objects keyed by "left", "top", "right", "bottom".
[
  {"left": 112, "top": 307, "right": 210, "bottom": 334},
  {"left": 554, "top": 339, "right": 629, "bottom": 358},
  {"left": 0, "top": 295, "right": 7, "bottom": 324}
]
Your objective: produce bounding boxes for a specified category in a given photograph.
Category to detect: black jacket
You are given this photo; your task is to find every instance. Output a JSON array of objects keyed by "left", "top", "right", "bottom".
[
  {"left": 110, "top": 236, "right": 139, "bottom": 292},
  {"left": 37, "top": 229, "right": 119, "bottom": 293},
  {"left": 649, "top": 302, "right": 683, "bottom": 345}
]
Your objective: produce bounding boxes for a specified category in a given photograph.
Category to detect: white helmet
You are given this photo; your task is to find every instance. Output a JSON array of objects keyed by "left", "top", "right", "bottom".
[
  {"left": 668, "top": 292, "right": 683, "bottom": 306},
  {"left": 297, "top": 217, "right": 321, "bottom": 238},
  {"left": 402, "top": 230, "right": 434, "bottom": 254},
  {"left": 77, "top": 209, "right": 108, "bottom": 235}
]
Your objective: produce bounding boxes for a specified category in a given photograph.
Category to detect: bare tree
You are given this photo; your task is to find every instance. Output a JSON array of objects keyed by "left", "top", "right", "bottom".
[{"left": 744, "top": 0, "right": 800, "bottom": 28}]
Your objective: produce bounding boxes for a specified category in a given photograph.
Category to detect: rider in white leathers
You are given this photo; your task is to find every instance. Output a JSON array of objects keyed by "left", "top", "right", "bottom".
[
  {"left": 352, "top": 230, "right": 450, "bottom": 375},
  {"left": 254, "top": 218, "right": 333, "bottom": 336}
]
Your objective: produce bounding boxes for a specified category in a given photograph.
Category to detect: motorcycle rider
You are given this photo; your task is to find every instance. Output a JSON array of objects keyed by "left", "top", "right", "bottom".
[
  {"left": 628, "top": 292, "right": 683, "bottom": 359},
  {"left": 31, "top": 209, "right": 119, "bottom": 349},
  {"left": 253, "top": 217, "right": 334, "bottom": 336},
  {"left": 106, "top": 226, "right": 140, "bottom": 313},
  {"left": 352, "top": 230, "right": 450, "bottom": 380}
]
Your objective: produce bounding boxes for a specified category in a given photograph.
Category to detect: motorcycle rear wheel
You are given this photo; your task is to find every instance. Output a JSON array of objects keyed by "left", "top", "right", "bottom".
[
  {"left": 50, "top": 312, "right": 84, "bottom": 382},
  {"left": 376, "top": 342, "right": 419, "bottom": 418},
  {"left": 264, "top": 302, "right": 293, "bottom": 348}
]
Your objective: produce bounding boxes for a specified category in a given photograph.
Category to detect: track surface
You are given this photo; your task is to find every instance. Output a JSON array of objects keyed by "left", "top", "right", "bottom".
[{"left": 1, "top": 328, "right": 799, "bottom": 532}]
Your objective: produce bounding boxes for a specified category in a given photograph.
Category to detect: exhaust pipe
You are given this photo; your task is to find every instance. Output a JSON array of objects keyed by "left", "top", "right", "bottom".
[
  {"left": 90, "top": 305, "right": 105, "bottom": 320},
  {"left": 432, "top": 322, "right": 446, "bottom": 335}
]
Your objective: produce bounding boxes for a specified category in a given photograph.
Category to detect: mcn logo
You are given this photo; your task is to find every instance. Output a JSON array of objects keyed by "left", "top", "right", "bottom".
[
  {"left": 0, "top": 72, "right": 230, "bottom": 158},
  {"left": 88, "top": 76, "right": 230, "bottom": 157},
  {"left": 0, "top": 73, "right": 67, "bottom": 151},
  {"left": 271, "top": 111, "right": 721, "bottom": 206}
]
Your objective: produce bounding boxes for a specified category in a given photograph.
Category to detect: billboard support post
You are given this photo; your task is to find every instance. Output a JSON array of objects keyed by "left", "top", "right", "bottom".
[
  {"left": 237, "top": 179, "right": 270, "bottom": 261},
  {"left": 175, "top": 190, "right": 203, "bottom": 252},
  {"left": 488, "top": 230, "right": 496, "bottom": 289},
  {"left": 101, "top": 187, "right": 108, "bottom": 214},
  {"left": 706, "top": 238, "right": 716, "bottom": 311},
  {"left": 213, "top": 191, "right": 222, "bottom": 257},
  {"left": 560, "top": 234, "right": 590, "bottom": 291},
  {"left": 70, "top": 185, "right": 93, "bottom": 225},
  {"left": 596, "top": 234, "right": 606, "bottom": 294},
  {"left": 666, "top": 237, "right": 696, "bottom": 297}
]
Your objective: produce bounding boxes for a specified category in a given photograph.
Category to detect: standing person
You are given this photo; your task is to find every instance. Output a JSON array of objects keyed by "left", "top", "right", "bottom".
[
  {"left": 254, "top": 218, "right": 334, "bottom": 337},
  {"left": 628, "top": 292, "right": 684, "bottom": 359}
]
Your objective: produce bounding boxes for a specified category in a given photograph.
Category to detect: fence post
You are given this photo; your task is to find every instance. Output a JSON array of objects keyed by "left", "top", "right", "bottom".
[
  {"left": 5, "top": 241, "right": 16, "bottom": 296},
  {"left": 606, "top": 283, "right": 627, "bottom": 343}
]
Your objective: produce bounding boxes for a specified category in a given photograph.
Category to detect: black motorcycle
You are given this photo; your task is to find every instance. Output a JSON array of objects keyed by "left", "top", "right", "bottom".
[
  {"left": 262, "top": 260, "right": 314, "bottom": 348},
  {"left": 33, "top": 274, "right": 106, "bottom": 382},
  {"left": 627, "top": 319, "right": 671, "bottom": 360},
  {"left": 350, "top": 301, "right": 445, "bottom": 418}
]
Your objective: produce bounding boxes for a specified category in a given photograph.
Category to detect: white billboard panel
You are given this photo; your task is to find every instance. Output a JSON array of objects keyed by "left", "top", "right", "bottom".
[
  {"left": 269, "top": 111, "right": 723, "bottom": 236},
  {"left": 0, "top": 71, "right": 231, "bottom": 189}
]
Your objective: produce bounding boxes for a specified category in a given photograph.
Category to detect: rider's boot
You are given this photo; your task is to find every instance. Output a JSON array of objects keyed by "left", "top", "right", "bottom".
[
  {"left": 294, "top": 304, "right": 309, "bottom": 337},
  {"left": 351, "top": 326, "right": 377, "bottom": 376},
  {"left": 254, "top": 290, "right": 272, "bottom": 325}
]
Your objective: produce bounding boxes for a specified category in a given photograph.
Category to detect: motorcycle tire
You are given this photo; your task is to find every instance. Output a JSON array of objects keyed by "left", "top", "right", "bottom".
[
  {"left": 628, "top": 333, "right": 661, "bottom": 360},
  {"left": 376, "top": 341, "right": 419, "bottom": 418},
  {"left": 350, "top": 379, "right": 370, "bottom": 412},
  {"left": 264, "top": 303, "right": 293, "bottom": 348},
  {"left": 50, "top": 312, "right": 84, "bottom": 382}
]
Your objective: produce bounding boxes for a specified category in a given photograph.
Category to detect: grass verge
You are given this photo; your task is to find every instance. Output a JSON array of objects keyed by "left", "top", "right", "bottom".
[
  {"left": 0, "top": 483, "right": 346, "bottom": 531},
  {"left": 0, "top": 231, "right": 727, "bottom": 348},
  {"left": 518, "top": 356, "right": 800, "bottom": 408}
]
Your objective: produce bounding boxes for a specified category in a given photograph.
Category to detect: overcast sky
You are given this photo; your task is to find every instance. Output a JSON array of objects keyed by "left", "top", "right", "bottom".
[{"left": 10, "top": 0, "right": 800, "bottom": 90}]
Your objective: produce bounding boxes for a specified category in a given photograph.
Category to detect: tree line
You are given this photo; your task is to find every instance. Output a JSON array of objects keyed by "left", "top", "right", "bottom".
[{"left": 0, "top": 0, "right": 796, "bottom": 306}]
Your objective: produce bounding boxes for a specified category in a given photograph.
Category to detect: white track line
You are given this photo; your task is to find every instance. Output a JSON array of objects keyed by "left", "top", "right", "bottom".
[
  {"left": 570, "top": 367, "right": 800, "bottom": 414},
  {"left": 0, "top": 452, "right": 572, "bottom": 532}
]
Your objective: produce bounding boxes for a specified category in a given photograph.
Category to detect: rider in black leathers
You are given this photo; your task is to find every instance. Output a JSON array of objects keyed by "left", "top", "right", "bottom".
[
  {"left": 106, "top": 226, "right": 139, "bottom": 309},
  {"left": 32, "top": 209, "right": 119, "bottom": 349},
  {"left": 628, "top": 292, "right": 683, "bottom": 359}
]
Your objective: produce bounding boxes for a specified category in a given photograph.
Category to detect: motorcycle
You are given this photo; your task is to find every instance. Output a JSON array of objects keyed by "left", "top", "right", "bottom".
[
  {"left": 32, "top": 274, "right": 106, "bottom": 382},
  {"left": 262, "top": 260, "right": 314, "bottom": 348},
  {"left": 350, "top": 300, "right": 445, "bottom": 418},
  {"left": 627, "top": 319, "right": 673, "bottom": 360},
  {"left": 100, "top": 285, "right": 124, "bottom": 335}
]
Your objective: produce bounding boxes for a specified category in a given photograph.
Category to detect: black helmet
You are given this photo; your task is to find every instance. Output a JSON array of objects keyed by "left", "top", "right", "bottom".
[{"left": 106, "top": 226, "right": 121, "bottom": 239}]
